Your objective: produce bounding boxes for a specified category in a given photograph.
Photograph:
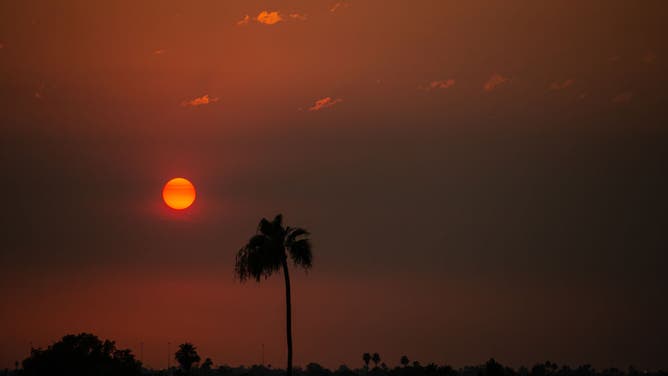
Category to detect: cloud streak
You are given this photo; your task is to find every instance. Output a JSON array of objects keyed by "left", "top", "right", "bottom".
[
  {"left": 181, "top": 95, "right": 219, "bottom": 107},
  {"left": 236, "top": 15, "right": 250, "bottom": 26},
  {"left": 483, "top": 73, "right": 510, "bottom": 92},
  {"left": 424, "top": 79, "right": 455, "bottom": 90},
  {"left": 289, "top": 13, "right": 307, "bottom": 21},
  {"left": 308, "top": 97, "right": 342, "bottom": 111},
  {"left": 330, "top": 2, "right": 350, "bottom": 13},
  {"left": 237, "top": 11, "right": 306, "bottom": 26}
]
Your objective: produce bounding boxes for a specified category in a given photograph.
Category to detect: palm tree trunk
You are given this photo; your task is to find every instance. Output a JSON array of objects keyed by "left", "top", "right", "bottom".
[{"left": 281, "top": 258, "right": 293, "bottom": 376}]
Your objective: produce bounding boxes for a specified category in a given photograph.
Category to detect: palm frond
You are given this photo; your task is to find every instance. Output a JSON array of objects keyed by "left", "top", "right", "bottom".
[
  {"left": 235, "top": 234, "right": 283, "bottom": 282},
  {"left": 272, "top": 214, "right": 283, "bottom": 228},
  {"left": 286, "top": 227, "right": 309, "bottom": 245},
  {"left": 258, "top": 218, "right": 273, "bottom": 236},
  {"left": 288, "top": 238, "right": 313, "bottom": 269}
]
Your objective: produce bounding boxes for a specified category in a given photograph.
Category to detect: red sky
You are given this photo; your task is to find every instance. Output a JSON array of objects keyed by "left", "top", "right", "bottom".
[{"left": 1, "top": 0, "right": 667, "bottom": 371}]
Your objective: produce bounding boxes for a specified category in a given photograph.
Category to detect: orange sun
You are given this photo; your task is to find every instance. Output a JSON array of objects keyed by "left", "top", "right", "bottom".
[{"left": 162, "top": 177, "right": 196, "bottom": 210}]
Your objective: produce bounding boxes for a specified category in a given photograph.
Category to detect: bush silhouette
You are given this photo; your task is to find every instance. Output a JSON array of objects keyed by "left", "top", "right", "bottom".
[{"left": 21, "top": 333, "right": 141, "bottom": 376}]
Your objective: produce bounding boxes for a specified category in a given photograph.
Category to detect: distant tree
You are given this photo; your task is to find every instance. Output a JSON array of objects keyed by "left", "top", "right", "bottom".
[
  {"left": 201, "top": 358, "right": 213, "bottom": 370},
  {"left": 485, "top": 358, "right": 505, "bottom": 376},
  {"left": 413, "top": 361, "right": 421, "bottom": 368},
  {"left": 363, "top": 353, "right": 371, "bottom": 369},
  {"left": 532, "top": 364, "right": 547, "bottom": 376},
  {"left": 401, "top": 356, "right": 409, "bottom": 367},
  {"left": 335, "top": 365, "right": 356, "bottom": 376},
  {"left": 505, "top": 366, "right": 518, "bottom": 376},
  {"left": 438, "top": 365, "right": 456, "bottom": 376},
  {"left": 545, "top": 362, "right": 558, "bottom": 373},
  {"left": 235, "top": 214, "right": 313, "bottom": 376},
  {"left": 372, "top": 353, "right": 381, "bottom": 368},
  {"left": 21, "top": 333, "right": 141, "bottom": 376},
  {"left": 175, "top": 342, "right": 201, "bottom": 371},
  {"left": 306, "top": 363, "right": 332, "bottom": 376},
  {"left": 574, "top": 364, "right": 594, "bottom": 376}
]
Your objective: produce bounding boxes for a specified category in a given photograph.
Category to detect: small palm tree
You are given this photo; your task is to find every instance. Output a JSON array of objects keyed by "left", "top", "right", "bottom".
[
  {"left": 372, "top": 353, "right": 380, "bottom": 368},
  {"left": 175, "top": 342, "right": 200, "bottom": 371},
  {"left": 235, "top": 214, "right": 313, "bottom": 376},
  {"left": 363, "top": 353, "right": 371, "bottom": 369}
]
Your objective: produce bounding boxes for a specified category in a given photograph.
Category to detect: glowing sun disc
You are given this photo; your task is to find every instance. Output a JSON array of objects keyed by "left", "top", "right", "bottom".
[{"left": 163, "top": 177, "right": 196, "bottom": 210}]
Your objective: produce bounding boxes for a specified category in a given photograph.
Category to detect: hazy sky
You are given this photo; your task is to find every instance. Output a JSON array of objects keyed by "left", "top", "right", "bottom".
[{"left": 1, "top": 0, "right": 667, "bottom": 371}]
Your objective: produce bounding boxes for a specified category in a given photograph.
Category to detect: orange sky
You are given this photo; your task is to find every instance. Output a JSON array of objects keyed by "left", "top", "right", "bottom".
[{"left": 1, "top": 0, "right": 667, "bottom": 371}]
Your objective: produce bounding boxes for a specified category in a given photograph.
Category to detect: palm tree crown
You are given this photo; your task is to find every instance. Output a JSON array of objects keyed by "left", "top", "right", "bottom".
[{"left": 235, "top": 214, "right": 312, "bottom": 281}]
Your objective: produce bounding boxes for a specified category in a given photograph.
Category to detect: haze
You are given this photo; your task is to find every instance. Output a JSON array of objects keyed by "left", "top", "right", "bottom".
[{"left": 1, "top": 0, "right": 667, "bottom": 371}]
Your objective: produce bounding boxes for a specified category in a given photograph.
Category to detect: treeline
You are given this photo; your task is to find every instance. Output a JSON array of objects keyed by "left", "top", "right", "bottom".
[
  {"left": 149, "top": 359, "right": 667, "bottom": 376},
  {"left": 4, "top": 333, "right": 667, "bottom": 376}
]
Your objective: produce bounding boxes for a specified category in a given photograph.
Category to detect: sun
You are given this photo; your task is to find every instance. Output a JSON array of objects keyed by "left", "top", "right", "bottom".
[{"left": 162, "top": 177, "right": 196, "bottom": 210}]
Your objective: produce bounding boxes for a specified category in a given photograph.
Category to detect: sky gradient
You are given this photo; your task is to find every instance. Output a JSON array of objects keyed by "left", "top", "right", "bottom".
[{"left": 1, "top": 0, "right": 667, "bottom": 371}]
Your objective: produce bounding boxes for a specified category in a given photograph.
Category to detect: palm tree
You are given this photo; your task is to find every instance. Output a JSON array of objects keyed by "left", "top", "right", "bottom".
[
  {"left": 372, "top": 353, "right": 380, "bottom": 368},
  {"left": 175, "top": 342, "right": 200, "bottom": 371},
  {"left": 235, "top": 214, "right": 313, "bottom": 376},
  {"left": 363, "top": 353, "right": 371, "bottom": 369}
]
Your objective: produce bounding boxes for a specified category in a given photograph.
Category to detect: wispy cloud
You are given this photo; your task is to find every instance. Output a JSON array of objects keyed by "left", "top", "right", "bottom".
[
  {"left": 424, "top": 79, "right": 455, "bottom": 90},
  {"left": 549, "top": 79, "right": 575, "bottom": 91},
  {"left": 483, "top": 73, "right": 510, "bottom": 92},
  {"left": 308, "top": 97, "right": 343, "bottom": 111},
  {"left": 238, "top": 11, "right": 306, "bottom": 26},
  {"left": 181, "top": 94, "right": 219, "bottom": 107},
  {"left": 256, "top": 11, "right": 283, "bottom": 25},
  {"left": 612, "top": 92, "right": 633, "bottom": 103},
  {"left": 330, "top": 2, "right": 350, "bottom": 13},
  {"left": 236, "top": 15, "right": 250, "bottom": 26},
  {"left": 289, "top": 13, "right": 307, "bottom": 21}
]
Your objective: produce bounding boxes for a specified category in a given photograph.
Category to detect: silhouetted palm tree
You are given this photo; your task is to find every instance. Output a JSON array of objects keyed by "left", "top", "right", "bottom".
[
  {"left": 363, "top": 353, "right": 371, "bottom": 369},
  {"left": 202, "top": 358, "right": 213, "bottom": 370},
  {"left": 235, "top": 214, "right": 313, "bottom": 376},
  {"left": 372, "top": 353, "right": 381, "bottom": 369},
  {"left": 175, "top": 343, "right": 200, "bottom": 371}
]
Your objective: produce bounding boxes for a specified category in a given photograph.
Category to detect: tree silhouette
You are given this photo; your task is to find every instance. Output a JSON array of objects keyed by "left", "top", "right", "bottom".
[
  {"left": 202, "top": 357, "right": 213, "bottom": 370},
  {"left": 372, "top": 353, "right": 381, "bottom": 369},
  {"left": 401, "top": 356, "right": 409, "bottom": 367},
  {"left": 363, "top": 353, "right": 371, "bottom": 369},
  {"left": 175, "top": 343, "right": 200, "bottom": 371},
  {"left": 235, "top": 214, "right": 313, "bottom": 376},
  {"left": 21, "top": 333, "right": 141, "bottom": 376}
]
